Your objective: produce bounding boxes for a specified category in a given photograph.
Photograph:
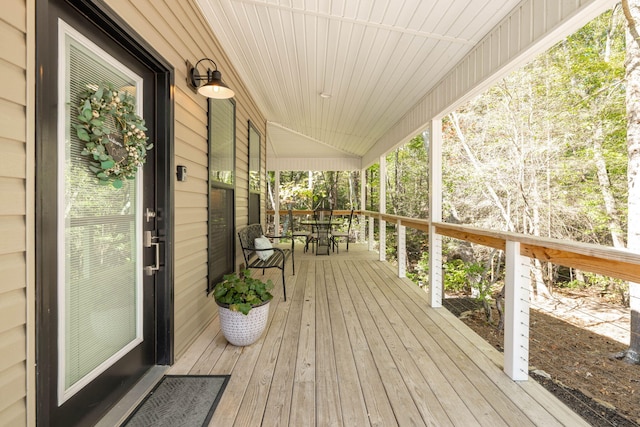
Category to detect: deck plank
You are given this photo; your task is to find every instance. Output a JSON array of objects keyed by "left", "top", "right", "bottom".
[
  {"left": 355, "top": 259, "right": 493, "bottom": 426},
  {"left": 167, "top": 244, "right": 590, "bottom": 427},
  {"left": 262, "top": 261, "right": 308, "bottom": 425},
  {"left": 189, "top": 317, "right": 225, "bottom": 375},
  {"left": 289, "top": 260, "right": 317, "bottom": 426},
  {"left": 376, "top": 261, "right": 590, "bottom": 427},
  {"left": 349, "top": 259, "right": 457, "bottom": 427},
  {"left": 324, "top": 261, "right": 370, "bottom": 426},
  {"left": 232, "top": 290, "right": 288, "bottom": 426},
  {"left": 367, "top": 260, "right": 532, "bottom": 427},
  {"left": 339, "top": 260, "right": 428, "bottom": 426},
  {"left": 167, "top": 319, "right": 218, "bottom": 375},
  {"left": 333, "top": 258, "right": 399, "bottom": 426},
  {"left": 315, "top": 260, "right": 344, "bottom": 426}
]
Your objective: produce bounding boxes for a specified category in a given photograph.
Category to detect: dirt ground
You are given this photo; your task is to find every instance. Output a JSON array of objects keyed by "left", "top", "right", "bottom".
[{"left": 443, "top": 293, "right": 640, "bottom": 427}]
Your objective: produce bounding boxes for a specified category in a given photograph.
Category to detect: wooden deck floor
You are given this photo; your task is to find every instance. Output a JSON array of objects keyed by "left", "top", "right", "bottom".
[{"left": 168, "top": 243, "right": 589, "bottom": 427}]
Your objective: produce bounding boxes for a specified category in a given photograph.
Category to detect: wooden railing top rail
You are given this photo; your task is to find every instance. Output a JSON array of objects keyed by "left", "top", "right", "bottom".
[
  {"left": 266, "top": 209, "right": 359, "bottom": 216},
  {"left": 266, "top": 209, "right": 640, "bottom": 281},
  {"left": 361, "top": 210, "right": 430, "bottom": 232},
  {"left": 359, "top": 210, "right": 640, "bottom": 284}
]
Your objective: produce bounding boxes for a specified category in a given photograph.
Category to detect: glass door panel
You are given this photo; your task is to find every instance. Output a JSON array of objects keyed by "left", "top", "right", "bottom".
[{"left": 58, "top": 21, "right": 144, "bottom": 404}]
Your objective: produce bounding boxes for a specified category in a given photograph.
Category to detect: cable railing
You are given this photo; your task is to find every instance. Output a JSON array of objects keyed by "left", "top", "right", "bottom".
[
  {"left": 357, "top": 210, "right": 640, "bottom": 383},
  {"left": 266, "top": 210, "right": 640, "bottom": 370}
]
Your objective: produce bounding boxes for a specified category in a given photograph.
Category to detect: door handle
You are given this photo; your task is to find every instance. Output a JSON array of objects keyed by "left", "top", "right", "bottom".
[{"left": 144, "top": 230, "right": 160, "bottom": 276}]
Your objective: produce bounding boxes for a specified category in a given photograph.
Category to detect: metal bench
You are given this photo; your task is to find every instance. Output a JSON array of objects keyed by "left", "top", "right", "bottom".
[{"left": 237, "top": 224, "right": 294, "bottom": 301}]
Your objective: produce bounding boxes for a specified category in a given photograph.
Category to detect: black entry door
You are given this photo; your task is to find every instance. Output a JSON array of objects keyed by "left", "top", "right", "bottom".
[{"left": 36, "top": 1, "right": 173, "bottom": 426}]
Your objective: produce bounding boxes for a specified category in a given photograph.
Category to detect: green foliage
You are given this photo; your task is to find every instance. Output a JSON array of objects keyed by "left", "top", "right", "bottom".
[
  {"left": 365, "top": 164, "right": 379, "bottom": 211},
  {"left": 443, "top": 259, "right": 488, "bottom": 296},
  {"left": 73, "top": 83, "right": 152, "bottom": 188},
  {"left": 556, "top": 272, "right": 628, "bottom": 305},
  {"left": 384, "top": 134, "right": 430, "bottom": 219},
  {"left": 271, "top": 170, "right": 361, "bottom": 211},
  {"left": 407, "top": 250, "right": 429, "bottom": 285},
  {"left": 211, "top": 269, "right": 274, "bottom": 315},
  {"left": 408, "top": 250, "right": 492, "bottom": 304},
  {"left": 557, "top": 277, "right": 588, "bottom": 289},
  {"left": 443, "top": 259, "right": 469, "bottom": 292}
]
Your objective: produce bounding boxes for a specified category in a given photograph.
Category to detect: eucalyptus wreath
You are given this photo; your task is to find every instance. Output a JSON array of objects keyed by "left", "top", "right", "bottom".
[{"left": 73, "top": 83, "right": 153, "bottom": 188}]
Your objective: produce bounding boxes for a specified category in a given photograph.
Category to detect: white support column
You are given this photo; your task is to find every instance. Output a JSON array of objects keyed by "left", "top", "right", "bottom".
[
  {"left": 428, "top": 121, "right": 443, "bottom": 308},
  {"left": 379, "top": 156, "right": 386, "bottom": 262},
  {"left": 360, "top": 168, "right": 366, "bottom": 243},
  {"left": 504, "top": 240, "right": 530, "bottom": 381},
  {"left": 274, "top": 170, "right": 280, "bottom": 238},
  {"left": 397, "top": 220, "right": 406, "bottom": 278}
]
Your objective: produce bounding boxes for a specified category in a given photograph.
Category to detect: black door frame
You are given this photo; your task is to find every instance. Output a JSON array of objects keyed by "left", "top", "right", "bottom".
[{"left": 35, "top": 0, "right": 174, "bottom": 424}]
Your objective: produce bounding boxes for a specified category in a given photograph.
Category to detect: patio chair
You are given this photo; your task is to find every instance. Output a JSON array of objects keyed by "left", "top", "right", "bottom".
[
  {"left": 314, "top": 216, "right": 332, "bottom": 256},
  {"left": 331, "top": 209, "right": 354, "bottom": 253},
  {"left": 287, "top": 209, "right": 312, "bottom": 252},
  {"left": 309, "top": 208, "right": 333, "bottom": 255}
]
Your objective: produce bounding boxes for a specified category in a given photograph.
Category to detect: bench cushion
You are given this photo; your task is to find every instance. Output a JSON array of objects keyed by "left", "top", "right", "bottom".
[{"left": 254, "top": 235, "right": 274, "bottom": 260}]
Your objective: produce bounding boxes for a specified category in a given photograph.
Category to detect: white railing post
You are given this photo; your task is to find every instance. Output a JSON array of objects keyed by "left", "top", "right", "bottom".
[
  {"left": 274, "top": 170, "right": 280, "bottom": 238},
  {"left": 398, "top": 220, "right": 406, "bottom": 278},
  {"left": 379, "top": 155, "right": 386, "bottom": 262},
  {"left": 368, "top": 216, "right": 374, "bottom": 251},
  {"left": 504, "top": 240, "right": 530, "bottom": 381},
  {"left": 428, "top": 230, "right": 442, "bottom": 308},
  {"left": 359, "top": 168, "right": 366, "bottom": 243},
  {"left": 428, "top": 120, "right": 443, "bottom": 308},
  {"left": 379, "top": 218, "right": 386, "bottom": 262}
]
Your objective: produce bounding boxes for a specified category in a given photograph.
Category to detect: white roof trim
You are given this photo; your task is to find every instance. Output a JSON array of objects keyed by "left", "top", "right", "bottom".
[{"left": 267, "top": 157, "right": 361, "bottom": 171}]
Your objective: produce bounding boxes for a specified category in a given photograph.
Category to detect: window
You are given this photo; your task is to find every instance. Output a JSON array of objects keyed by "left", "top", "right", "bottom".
[
  {"left": 248, "top": 121, "right": 261, "bottom": 225},
  {"left": 208, "top": 98, "right": 236, "bottom": 291}
]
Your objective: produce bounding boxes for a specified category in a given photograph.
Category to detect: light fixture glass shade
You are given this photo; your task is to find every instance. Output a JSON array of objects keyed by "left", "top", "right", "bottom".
[
  {"left": 188, "top": 60, "right": 235, "bottom": 99},
  {"left": 197, "top": 82, "right": 235, "bottom": 99}
]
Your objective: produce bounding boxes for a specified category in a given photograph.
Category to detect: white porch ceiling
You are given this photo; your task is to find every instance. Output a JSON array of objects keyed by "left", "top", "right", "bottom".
[{"left": 196, "top": 0, "right": 523, "bottom": 169}]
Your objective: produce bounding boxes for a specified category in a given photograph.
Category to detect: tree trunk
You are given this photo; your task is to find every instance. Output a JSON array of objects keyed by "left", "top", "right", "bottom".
[
  {"left": 621, "top": 0, "right": 640, "bottom": 364},
  {"left": 592, "top": 121, "right": 626, "bottom": 248},
  {"left": 449, "top": 112, "right": 517, "bottom": 231}
]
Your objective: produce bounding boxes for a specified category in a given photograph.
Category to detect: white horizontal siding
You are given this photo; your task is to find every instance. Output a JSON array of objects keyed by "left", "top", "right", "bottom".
[{"left": 363, "top": 0, "right": 617, "bottom": 167}]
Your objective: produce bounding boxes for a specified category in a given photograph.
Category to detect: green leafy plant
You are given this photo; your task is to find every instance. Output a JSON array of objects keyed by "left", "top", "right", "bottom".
[{"left": 212, "top": 269, "right": 274, "bottom": 315}]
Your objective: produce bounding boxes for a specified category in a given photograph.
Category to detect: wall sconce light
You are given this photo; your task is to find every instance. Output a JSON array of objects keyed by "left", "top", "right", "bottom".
[{"left": 186, "top": 58, "right": 235, "bottom": 99}]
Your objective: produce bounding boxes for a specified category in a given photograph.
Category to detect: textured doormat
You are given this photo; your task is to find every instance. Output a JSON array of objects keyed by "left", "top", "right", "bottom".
[{"left": 122, "top": 375, "right": 230, "bottom": 427}]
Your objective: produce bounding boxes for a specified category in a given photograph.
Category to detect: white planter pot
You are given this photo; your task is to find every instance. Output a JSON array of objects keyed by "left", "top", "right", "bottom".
[{"left": 217, "top": 300, "right": 270, "bottom": 346}]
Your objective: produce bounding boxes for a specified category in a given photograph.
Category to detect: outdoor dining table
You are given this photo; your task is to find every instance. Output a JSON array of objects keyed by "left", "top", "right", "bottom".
[
  {"left": 299, "top": 219, "right": 341, "bottom": 254},
  {"left": 300, "top": 220, "right": 334, "bottom": 226},
  {"left": 299, "top": 219, "right": 343, "bottom": 231}
]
